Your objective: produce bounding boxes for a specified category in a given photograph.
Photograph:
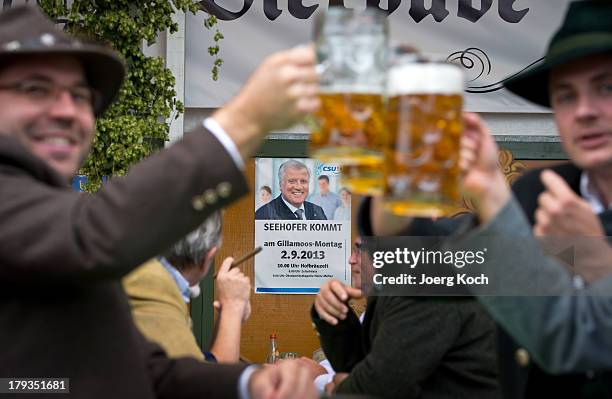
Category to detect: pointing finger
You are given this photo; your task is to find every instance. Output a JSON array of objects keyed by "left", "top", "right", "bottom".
[{"left": 540, "top": 169, "right": 577, "bottom": 201}]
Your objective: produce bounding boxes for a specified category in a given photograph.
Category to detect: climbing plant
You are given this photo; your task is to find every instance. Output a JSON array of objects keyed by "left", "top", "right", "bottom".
[{"left": 28, "top": 0, "right": 223, "bottom": 190}]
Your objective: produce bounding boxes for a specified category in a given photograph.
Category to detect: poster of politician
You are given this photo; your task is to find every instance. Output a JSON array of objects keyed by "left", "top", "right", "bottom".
[{"left": 254, "top": 158, "right": 351, "bottom": 294}]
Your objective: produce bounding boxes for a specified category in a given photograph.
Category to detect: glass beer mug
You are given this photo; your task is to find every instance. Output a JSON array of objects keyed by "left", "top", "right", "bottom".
[
  {"left": 308, "top": 6, "right": 388, "bottom": 195},
  {"left": 383, "top": 54, "right": 465, "bottom": 217}
]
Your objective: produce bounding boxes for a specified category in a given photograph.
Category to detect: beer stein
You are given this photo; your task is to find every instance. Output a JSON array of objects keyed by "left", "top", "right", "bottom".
[
  {"left": 384, "top": 54, "right": 465, "bottom": 217},
  {"left": 308, "top": 6, "right": 388, "bottom": 195}
]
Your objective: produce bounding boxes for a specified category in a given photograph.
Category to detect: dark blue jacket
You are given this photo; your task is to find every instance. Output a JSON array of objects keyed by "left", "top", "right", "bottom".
[{"left": 255, "top": 195, "right": 327, "bottom": 220}]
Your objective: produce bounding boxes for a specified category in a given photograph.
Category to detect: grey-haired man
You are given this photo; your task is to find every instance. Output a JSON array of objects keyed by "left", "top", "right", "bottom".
[
  {"left": 255, "top": 160, "right": 327, "bottom": 220},
  {"left": 0, "top": 5, "right": 318, "bottom": 399},
  {"left": 124, "top": 212, "right": 251, "bottom": 364}
]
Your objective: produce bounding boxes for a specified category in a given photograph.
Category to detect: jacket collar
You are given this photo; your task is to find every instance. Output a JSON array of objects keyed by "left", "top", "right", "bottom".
[{"left": 0, "top": 135, "right": 68, "bottom": 187}]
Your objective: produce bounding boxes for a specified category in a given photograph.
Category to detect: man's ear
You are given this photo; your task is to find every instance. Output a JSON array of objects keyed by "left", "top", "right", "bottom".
[{"left": 201, "top": 246, "right": 218, "bottom": 276}]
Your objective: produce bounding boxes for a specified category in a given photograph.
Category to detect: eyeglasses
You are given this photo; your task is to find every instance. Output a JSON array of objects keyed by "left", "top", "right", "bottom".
[{"left": 0, "top": 79, "right": 100, "bottom": 111}]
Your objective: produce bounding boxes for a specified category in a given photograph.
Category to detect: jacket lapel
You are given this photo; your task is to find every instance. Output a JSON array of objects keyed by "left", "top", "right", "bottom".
[
  {"left": 273, "top": 196, "right": 297, "bottom": 219},
  {"left": 600, "top": 211, "right": 612, "bottom": 235},
  {"left": 305, "top": 202, "right": 313, "bottom": 220}
]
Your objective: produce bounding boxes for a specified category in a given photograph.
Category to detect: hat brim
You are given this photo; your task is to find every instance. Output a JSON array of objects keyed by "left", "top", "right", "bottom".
[
  {"left": 504, "top": 44, "right": 612, "bottom": 108},
  {"left": 0, "top": 45, "right": 125, "bottom": 117}
]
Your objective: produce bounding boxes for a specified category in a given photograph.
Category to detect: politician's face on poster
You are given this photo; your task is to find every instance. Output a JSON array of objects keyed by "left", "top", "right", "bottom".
[
  {"left": 280, "top": 165, "right": 310, "bottom": 209},
  {"left": 254, "top": 158, "right": 350, "bottom": 221},
  {"left": 253, "top": 157, "right": 352, "bottom": 294}
]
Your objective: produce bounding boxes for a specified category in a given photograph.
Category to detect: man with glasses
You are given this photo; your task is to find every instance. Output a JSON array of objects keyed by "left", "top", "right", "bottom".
[
  {"left": 0, "top": 5, "right": 318, "bottom": 399},
  {"left": 299, "top": 237, "right": 365, "bottom": 392},
  {"left": 311, "top": 236, "right": 500, "bottom": 398}
]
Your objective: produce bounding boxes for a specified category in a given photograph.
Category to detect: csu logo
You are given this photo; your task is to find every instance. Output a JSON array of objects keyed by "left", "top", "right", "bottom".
[{"left": 317, "top": 164, "right": 341, "bottom": 176}]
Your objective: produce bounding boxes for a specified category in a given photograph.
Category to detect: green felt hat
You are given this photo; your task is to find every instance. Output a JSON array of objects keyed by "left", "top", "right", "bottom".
[{"left": 504, "top": 0, "right": 612, "bottom": 107}]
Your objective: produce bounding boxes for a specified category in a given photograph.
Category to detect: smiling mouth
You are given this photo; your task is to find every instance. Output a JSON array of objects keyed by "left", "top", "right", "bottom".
[
  {"left": 35, "top": 136, "right": 76, "bottom": 146},
  {"left": 576, "top": 132, "right": 610, "bottom": 149},
  {"left": 29, "top": 134, "right": 80, "bottom": 159}
]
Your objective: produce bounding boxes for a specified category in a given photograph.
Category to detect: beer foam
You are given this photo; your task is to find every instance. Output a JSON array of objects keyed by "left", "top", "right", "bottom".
[
  {"left": 388, "top": 63, "right": 464, "bottom": 96},
  {"left": 320, "top": 85, "right": 384, "bottom": 95}
]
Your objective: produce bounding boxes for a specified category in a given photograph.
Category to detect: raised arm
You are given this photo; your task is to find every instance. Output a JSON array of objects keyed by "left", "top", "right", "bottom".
[
  {"left": 451, "top": 113, "right": 612, "bottom": 373},
  {"left": 0, "top": 46, "right": 318, "bottom": 282},
  {"left": 450, "top": 198, "right": 612, "bottom": 373}
]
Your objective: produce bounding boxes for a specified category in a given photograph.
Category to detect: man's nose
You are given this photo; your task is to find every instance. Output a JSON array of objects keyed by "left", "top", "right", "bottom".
[
  {"left": 575, "top": 93, "right": 600, "bottom": 122},
  {"left": 47, "top": 90, "right": 79, "bottom": 120}
]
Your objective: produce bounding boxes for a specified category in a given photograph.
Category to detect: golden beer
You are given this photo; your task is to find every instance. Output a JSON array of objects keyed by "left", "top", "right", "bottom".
[
  {"left": 310, "top": 91, "right": 387, "bottom": 195},
  {"left": 384, "top": 62, "right": 464, "bottom": 217},
  {"left": 309, "top": 5, "right": 389, "bottom": 195},
  {"left": 341, "top": 164, "right": 385, "bottom": 196}
]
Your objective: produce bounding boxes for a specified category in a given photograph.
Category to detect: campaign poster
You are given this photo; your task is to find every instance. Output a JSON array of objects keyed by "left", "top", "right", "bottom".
[{"left": 254, "top": 158, "right": 351, "bottom": 294}]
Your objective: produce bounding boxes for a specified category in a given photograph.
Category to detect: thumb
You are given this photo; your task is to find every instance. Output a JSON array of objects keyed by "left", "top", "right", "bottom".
[
  {"left": 346, "top": 286, "right": 363, "bottom": 299},
  {"left": 213, "top": 301, "right": 221, "bottom": 311},
  {"left": 218, "top": 257, "right": 234, "bottom": 275},
  {"left": 463, "top": 112, "right": 498, "bottom": 169}
]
